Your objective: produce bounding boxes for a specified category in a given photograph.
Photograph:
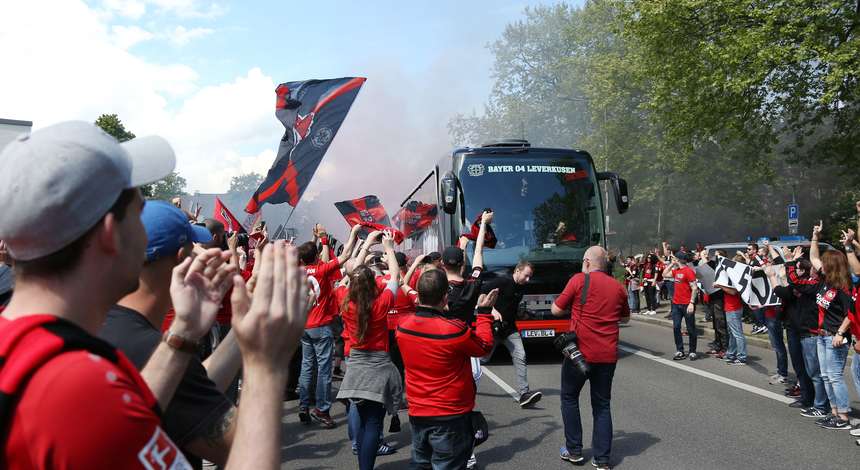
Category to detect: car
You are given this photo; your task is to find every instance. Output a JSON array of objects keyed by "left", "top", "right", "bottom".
[{"left": 704, "top": 239, "right": 835, "bottom": 259}]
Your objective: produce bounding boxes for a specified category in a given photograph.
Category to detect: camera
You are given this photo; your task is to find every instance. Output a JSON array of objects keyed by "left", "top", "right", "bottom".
[
  {"left": 553, "top": 331, "right": 589, "bottom": 375},
  {"left": 492, "top": 319, "right": 509, "bottom": 337},
  {"left": 236, "top": 232, "right": 249, "bottom": 246}
]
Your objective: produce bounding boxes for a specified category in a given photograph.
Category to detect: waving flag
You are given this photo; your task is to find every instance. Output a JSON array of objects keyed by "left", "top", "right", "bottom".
[
  {"left": 245, "top": 77, "right": 366, "bottom": 213},
  {"left": 214, "top": 197, "right": 246, "bottom": 233},
  {"left": 393, "top": 200, "right": 438, "bottom": 237},
  {"left": 335, "top": 195, "right": 404, "bottom": 242}
]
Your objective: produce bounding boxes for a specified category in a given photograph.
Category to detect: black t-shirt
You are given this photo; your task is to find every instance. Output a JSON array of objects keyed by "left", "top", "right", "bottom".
[
  {"left": 481, "top": 274, "right": 523, "bottom": 336},
  {"left": 99, "top": 305, "right": 233, "bottom": 469},
  {"left": 447, "top": 267, "right": 483, "bottom": 324}
]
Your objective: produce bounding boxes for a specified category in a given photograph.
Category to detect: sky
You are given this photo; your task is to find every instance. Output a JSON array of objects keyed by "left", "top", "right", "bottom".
[{"left": 0, "top": 0, "right": 574, "bottom": 229}]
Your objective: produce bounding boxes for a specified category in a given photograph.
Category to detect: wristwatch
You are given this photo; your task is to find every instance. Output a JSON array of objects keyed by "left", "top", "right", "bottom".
[{"left": 162, "top": 331, "right": 199, "bottom": 354}]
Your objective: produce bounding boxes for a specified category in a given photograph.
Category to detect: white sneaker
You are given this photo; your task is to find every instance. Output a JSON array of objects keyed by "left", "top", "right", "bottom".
[
  {"left": 466, "top": 453, "right": 477, "bottom": 469},
  {"left": 850, "top": 425, "right": 860, "bottom": 437}
]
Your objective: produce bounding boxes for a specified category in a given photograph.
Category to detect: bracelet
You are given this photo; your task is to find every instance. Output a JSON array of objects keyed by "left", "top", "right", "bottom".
[{"left": 162, "top": 331, "right": 199, "bottom": 354}]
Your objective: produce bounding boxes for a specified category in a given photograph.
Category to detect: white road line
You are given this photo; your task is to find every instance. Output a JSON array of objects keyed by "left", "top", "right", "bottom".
[
  {"left": 618, "top": 344, "right": 795, "bottom": 404},
  {"left": 481, "top": 366, "right": 520, "bottom": 401}
]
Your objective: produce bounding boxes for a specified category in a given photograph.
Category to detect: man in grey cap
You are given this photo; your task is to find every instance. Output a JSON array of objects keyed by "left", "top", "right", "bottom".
[{"left": 0, "top": 121, "right": 311, "bottom": 469}]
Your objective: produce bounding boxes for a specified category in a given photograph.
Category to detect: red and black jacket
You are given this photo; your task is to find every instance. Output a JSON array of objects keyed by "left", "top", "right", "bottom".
[{"left": 395, "top": 306, "right": 494, "bottom": 418}]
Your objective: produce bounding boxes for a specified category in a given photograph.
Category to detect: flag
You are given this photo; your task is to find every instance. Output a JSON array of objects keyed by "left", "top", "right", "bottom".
[
  {"left": 460, "top": 213, "right": 497, "bottom": 249},
  {"left": 245, "top": 77, "right": 366, "bottom": 213},
  {"left": 393, "top": 200, "right": 438, "bottom": 237},
  {"left": 334, "top": 195, "right": 391, "bottom": 230},
  {"left": 214, "top": 197, "right": 246, "bottom": 233},
  {"left": 357, "top": 221, "right": 404, "bottom": 245}
]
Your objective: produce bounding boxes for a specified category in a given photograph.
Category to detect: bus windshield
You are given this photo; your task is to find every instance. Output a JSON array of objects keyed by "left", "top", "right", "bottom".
[{"left": 458, "top": 155, "right": 603, "bottom": 268}]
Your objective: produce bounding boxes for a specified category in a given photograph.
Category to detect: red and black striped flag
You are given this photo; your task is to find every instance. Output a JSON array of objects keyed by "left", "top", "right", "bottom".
[
  {"left": 334, "top": 195, "right": 403, "bottom": 243},
  {"left": 245, "top": 77, "right": 366, "bottom": 214},
  {"left": 393, "top": 200, "right": 438, "bottom": 237}
]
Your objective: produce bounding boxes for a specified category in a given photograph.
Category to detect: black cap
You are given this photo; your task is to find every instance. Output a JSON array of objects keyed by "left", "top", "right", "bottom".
[
  {"left": 394, "top": 252, "right": 408, "bottom": 268},
  {"left": 426, "top": 251, "right": 442, "bottom": 262},
  {"left": 442, "top": 246, "right": 465, "bottom": 266},
  {"left": 675, "top": 251, "right": 692, "bottom": 262}
]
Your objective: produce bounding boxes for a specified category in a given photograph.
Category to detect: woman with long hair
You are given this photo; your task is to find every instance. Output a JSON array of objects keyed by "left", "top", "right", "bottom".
[
  {"left": 808, "top": 222, "right": 855, "bottom": 430},
  {"left": 336, "top": 234, "right": 402, "bottom": 470},
  {"left": 641, "top": 253, "right": 659, "bottom": 315}
]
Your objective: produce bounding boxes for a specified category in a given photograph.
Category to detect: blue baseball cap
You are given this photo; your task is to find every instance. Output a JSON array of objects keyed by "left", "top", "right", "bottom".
[{"left": 142, "top": 201, "right": 212, "bottom": 262}]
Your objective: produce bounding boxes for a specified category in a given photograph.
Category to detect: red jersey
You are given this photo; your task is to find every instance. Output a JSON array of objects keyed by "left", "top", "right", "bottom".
[
  {"left": 304, "top": 259, "right": 342, "bottom": 329},
  {"left": 396, "top": 307, "right": 493, "bottom": 417},
  {"left": 554, "top": 271, "right": 629, "bottom": 363},
  {"left": 376, "top": 273, "right": 418, "bottom": 330},
  {"left": 338, "top": 285, "right": 396, "bottom": 352},
  {"left": 0, "top": 317, "right": 189, "bottom": 469},
  {"left": 724, "top": 291, "right": 743, "bottom": 312},
  {"left": 671, "top": 266, "right": 697, "bottom": 305}
]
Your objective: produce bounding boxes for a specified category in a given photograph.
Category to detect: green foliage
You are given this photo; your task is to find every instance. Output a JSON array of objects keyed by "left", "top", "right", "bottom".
[
  {"left": 147, "top": 172, "right": 188, "bottom": 201},
  {"left": 228, "top": 172, "right": 263, "bottom": 194},
  {"left": 94, "top": 114, "right": 135, "bottom": 142}
]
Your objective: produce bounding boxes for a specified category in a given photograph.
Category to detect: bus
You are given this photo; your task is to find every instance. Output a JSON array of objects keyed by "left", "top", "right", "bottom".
[{"left": 394, "top": 139, "right": 629, "bottom": 341}]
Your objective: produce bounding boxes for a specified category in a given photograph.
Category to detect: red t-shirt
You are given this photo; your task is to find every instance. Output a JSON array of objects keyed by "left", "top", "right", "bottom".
[
  {"left": 376, "top": 274, "right": 418, "bottom": 330},
  {"left": 671, "top": 266, "right": 697, "bottom": 305},
  {"left": 723, "top": 291, "right": 743, "bottom": 312},
  {"left": 304, "top": 259, "right": 342, "bottom": 329},
  {"left": 554, "top": 271, "right": 629, "bottom": 363},
  {"left": 337, "top": 285, "right": 396, "bottom": 352},
  {"left": 3, "top": 346, "right": 188, "bottom": 469}
]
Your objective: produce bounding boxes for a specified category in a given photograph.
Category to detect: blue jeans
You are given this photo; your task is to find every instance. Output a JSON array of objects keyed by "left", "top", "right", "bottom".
[
  {"left": 786, "top": 328, "right": 813, "bottom": 406},
  {"left": 299, "top": 325, "right": 333, "bottom": 413},
  {"left": 764, "top": 317, "right": 788, "bottom": 377},
  {"left": 409, "top": 414, "right": 473, "bottom": 470},
  {"left": 852, "top": 351, "right": 860, "bottom": 401},
  {"left": 561, "top": 359, "right": 616, "bottom": 466},
  {"left": 481, "top": 332, "right": 529, "bottom": 395},
  {"left": 816, "top": 336, "right": 850, "bottom": 413},
  {"left": 752, "top": 308, "right": 765, "bottom": 327},
  {"left": 725, "top": 310, "right": 747, "bottom": 361},
  {"left": 355, "top": 400, "right": 386, "bottom": 470},
  {"left": 627, "top": 288, "right": 640, "bottom": 312},
  {"left": 800, "top": 336, "right": 830, "bottom": 411},
  {"left": 671, "top": 304, "right": 697, "bottom": 353}
]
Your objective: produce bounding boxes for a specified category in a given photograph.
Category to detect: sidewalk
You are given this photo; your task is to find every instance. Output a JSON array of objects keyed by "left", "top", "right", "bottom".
[{"left": 630, "top": 304, "right": 773, "bottom": 350}]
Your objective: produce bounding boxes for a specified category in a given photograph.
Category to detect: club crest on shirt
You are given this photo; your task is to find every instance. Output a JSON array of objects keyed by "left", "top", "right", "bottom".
[{"left": 137, "top": 427, "right": 191, "bottom": 470}]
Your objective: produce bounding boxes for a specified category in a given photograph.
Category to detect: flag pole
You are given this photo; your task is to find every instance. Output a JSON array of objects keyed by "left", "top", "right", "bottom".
[{"left": 277, "top": 203, "right": 298, "bottom": 239}]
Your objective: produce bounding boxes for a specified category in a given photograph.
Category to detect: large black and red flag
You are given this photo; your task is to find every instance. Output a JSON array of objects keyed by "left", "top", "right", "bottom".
[
  {"left": 392, "top": 200, "right": 438, "bottom": 237},
  {"left": 245, "top": 77, "right": 367, "bottom": 213},
  {"left": 334, "top": 195, "right": 404, "bottom": 243}
]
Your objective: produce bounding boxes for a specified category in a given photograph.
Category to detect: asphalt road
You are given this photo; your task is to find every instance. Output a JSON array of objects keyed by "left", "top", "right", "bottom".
[{"left": 279, "top": 319, "right": 860, "bottom": 469}]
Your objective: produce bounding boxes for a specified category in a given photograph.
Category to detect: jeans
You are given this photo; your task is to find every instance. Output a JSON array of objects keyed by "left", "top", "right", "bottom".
[
  {"left": 800, "top": 335, "right": 830, "bottom": 411},
  {"left": 627, "top": 288, "right": 640, "bottom": 312},
  {"left": 643, "top": 285, "right": 658, "bottom": 311},
  {"left": 752, "top": 308, "right": 765, "bottom": 327},
  {"left": 355, "top": 400, "right": 386, "bottom": 470},
  {"left": 410, "top": 414, "right": 473, "bottom": 470},
  {"left": 786, "top": 328, "right": 813, "bottom": 406},
  {"left": 671, "top": 304, "right": 697, "bottom": 353},
  {"left": 481, "top": 331, "right": 529, "bottom": 396},
  {"left": 724, "top": 310, "right": 746, "bottom": 361},
  {"left": 299, "top": 325, "right": 333, "bottom": 413},
  {"left": 710, "top": 297, "right": 728, "bottom": 351},
  {"left": 816, "top": 336, "right": 851, "bottom": 413},
  {"left": 665, "top": 282, "right": 675, "bottom": 302},
  {"left": 852, "top": 351, "right": 860, "bottom": 402},
  {"left": 561, "top": 359, "right": 616, "bottom": 465},
  {"left": 764, "top": 317, "right": 788, "bottom": 377}
]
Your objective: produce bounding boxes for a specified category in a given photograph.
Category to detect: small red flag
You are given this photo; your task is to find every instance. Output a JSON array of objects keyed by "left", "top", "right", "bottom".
[{"left": 213, "top": 197, "right": 246, "bottom": 233}]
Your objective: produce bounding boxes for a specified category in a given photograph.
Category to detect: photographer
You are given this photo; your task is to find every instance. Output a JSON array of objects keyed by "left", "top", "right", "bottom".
[{"left": 551, "top": 246, "right": 629, "bottom": 470}]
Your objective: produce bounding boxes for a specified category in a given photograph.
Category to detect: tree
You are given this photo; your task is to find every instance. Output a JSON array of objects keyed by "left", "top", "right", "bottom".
[
  {"left": 228, "top": 172, "right": 263, "bottom": 194},
  {"left": 94, "top": 113, "right": 187, "bottom": 200}
]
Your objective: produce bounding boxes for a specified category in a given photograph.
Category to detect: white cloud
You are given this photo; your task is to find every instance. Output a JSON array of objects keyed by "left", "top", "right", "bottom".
[
  {"left": 102, "top": 0, "right": 147, "bottom": 19},
  {"left": 166, "top": 25, "right": 214, "bottom": 46},
  {"left": 111, "top": 24, "right": 154, "bottom": 49},
  {"left": 148, "top": 0, "right": 227, "bottom": 19}
]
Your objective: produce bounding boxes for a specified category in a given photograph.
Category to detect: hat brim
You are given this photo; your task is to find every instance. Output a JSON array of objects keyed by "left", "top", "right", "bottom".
[
  {"left": 190, "top": 224, "right": 213, "bottom": 244},
  {"left": 122, "top": 136, "right": 176, "bottom": 187}
]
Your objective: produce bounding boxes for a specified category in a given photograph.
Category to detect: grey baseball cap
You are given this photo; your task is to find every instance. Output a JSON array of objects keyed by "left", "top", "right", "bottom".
[{"left": 0, "top": 120, "right": 176, "bottom": 261}]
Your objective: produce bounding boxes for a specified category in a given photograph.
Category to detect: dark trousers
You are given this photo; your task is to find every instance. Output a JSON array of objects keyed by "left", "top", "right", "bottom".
[
  {"left": 388, "top": 330, "right": 405, "bottom": 383},
  {"left": 672, "top": 303, "right": 697, "bottom": 353},
  {"left": 410, "top": 414, "right": 474, "bottom": 470},
  {"left": 786, "top": 327, "right": 814, "bottom": 406},
  {"left": 709, "top": 299, "right": 728, "bottom": 351},
  {"left": 356, "top": 401, "right": 386, "bottom": 470},
  {"left": 561, "top": 359, "right": 616, "bottom": 466},
  {"left": 643, "top": 285, "right": 658, "bottom": 311}
]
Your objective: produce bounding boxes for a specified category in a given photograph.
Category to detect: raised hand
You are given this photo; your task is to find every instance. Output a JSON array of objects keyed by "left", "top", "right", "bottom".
[
  {"left": 812, "top": 220, "right": 823, "bottom": 238},
  {"left": 227, "top": 231, "right": 239, "bottom": 252},
  {"left": 381, "top": 232, "right": 395, "bottom": 251},
  {"left": 169, "top": 248, "right": 236, "bottom": 341},
  {"left": 481, "top": 210, "right": 494, "bottom": 225},
  {"left": 477, "top": 288, "right": 500, "bottom": 309}
]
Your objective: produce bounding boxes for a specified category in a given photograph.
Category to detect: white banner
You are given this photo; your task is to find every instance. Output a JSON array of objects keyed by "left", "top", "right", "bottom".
[{"left": 713, "top": 257, "right": 781, "bottom": 308}]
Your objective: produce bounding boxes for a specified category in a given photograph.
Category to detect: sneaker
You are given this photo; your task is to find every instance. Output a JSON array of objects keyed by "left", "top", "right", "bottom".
[
  {"left": 784, "top": 385, "right": 801, "bottom": 397},
  {"left": 377, "top": 442, "right": 397, "bottom": 456},
  {"left": 673, "top": 351, "right": 687, "bottom": 361},
  {"left": 466, "top": 453, "right": 477, "bottom": 469},
  {"left": 820, "top": 418, "right": 851, "bottom": 430},
  {"left": 849, "top": 425, "right": 860, "bottom": 437},
  {"left": 729, "top": 359, "right": 746, "bottom": 366},
  {"left": 560, "top": 447, "right": 585, "bottom": 465},
  {"left": 310, "top": 409, "right": 336, "bottom": 428},
  {"left": 724, "top": 356, "right": 736, "bottom": 363},
  {"left": 815, "top": 415, "right": 835, "bottom": 427},
  {"left": 688, "top": 352, "right": 699, "bottom": 361},
  {"left": 788, "top": 401, "right": 807, "bottom": 409},
  {"left": 591, "top": 459, "right": 611, "bottom": 470},
  {"left": 769, "top": 374, "right": 788, "bottom": 385},
  {"left": 519, "top": 391, "right": 543, "bottom": 408},
  {"left": 298, "top": 408, "right": 311, "bottom": 424},
  {"left": 800, "top": 408, "right": 828, "bottom": 418}
]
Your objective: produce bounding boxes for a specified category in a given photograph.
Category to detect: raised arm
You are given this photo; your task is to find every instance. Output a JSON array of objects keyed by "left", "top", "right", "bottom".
[
  {"left": 337, "top": 224, "right": 363, "bottom": 265},
  {"left": 404, "top": 254, "right": 427, "bottom": 288},
  {"left": 810, "top": 220, "right": 823, "bottom": 271},
  {"left": 841, "top": 229, "right": 860, "bottom": 275},
  {"left": 471, "top": 210, "right": 493, "bottom": 270},
  {"left": 355, "top": 230, "right": 382, "bottom": 265},
  {"left": 382, "top": 234, "right": 399, "bottom": 287}
]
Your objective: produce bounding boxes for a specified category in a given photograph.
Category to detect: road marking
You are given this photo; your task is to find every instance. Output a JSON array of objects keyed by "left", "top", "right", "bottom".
[
  {"left": 618, "top": 344, "right": 794, "bottom": 404},
  {"left": 481, "top": 366, "right": 519, "bottom": 401}
]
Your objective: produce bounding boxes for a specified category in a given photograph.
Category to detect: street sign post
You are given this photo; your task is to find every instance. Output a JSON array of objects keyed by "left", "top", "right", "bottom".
[{"left": 788, "top": 203, "right": 799, "bottom": 235}]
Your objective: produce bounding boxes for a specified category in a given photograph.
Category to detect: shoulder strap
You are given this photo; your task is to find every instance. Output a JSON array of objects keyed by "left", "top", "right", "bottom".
[{"left": 580, "top": 273, "right": 591, "bottom": 306}]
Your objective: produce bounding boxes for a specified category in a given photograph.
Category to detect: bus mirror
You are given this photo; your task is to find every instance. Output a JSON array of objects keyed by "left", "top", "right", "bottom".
[
  {"left": 613, "top": 177, "right": 629, "bottom": 214},
  {"left": 440, "top": 171, "right": 459, "bottom": 215}
]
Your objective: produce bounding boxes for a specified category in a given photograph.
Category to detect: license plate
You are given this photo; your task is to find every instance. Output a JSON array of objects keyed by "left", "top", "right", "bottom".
[{"left": 521, "top": 329, "right": 555, "bottom": 338}]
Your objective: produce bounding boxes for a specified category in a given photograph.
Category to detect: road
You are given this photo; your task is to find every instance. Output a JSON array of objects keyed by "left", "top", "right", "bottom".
[{"left": 279, "top": 319, "right": 860, "bottom": 469}]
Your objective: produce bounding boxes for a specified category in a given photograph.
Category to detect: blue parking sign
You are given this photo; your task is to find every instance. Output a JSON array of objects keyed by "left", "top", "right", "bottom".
[{"left": 788, "top": 204, "right": 799, "bottom": 222}]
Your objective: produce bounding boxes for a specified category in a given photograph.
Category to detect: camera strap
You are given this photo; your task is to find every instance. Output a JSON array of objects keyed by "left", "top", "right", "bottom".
[{"left": 571, "top": 273, "right": 590, "bottom": 335}]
